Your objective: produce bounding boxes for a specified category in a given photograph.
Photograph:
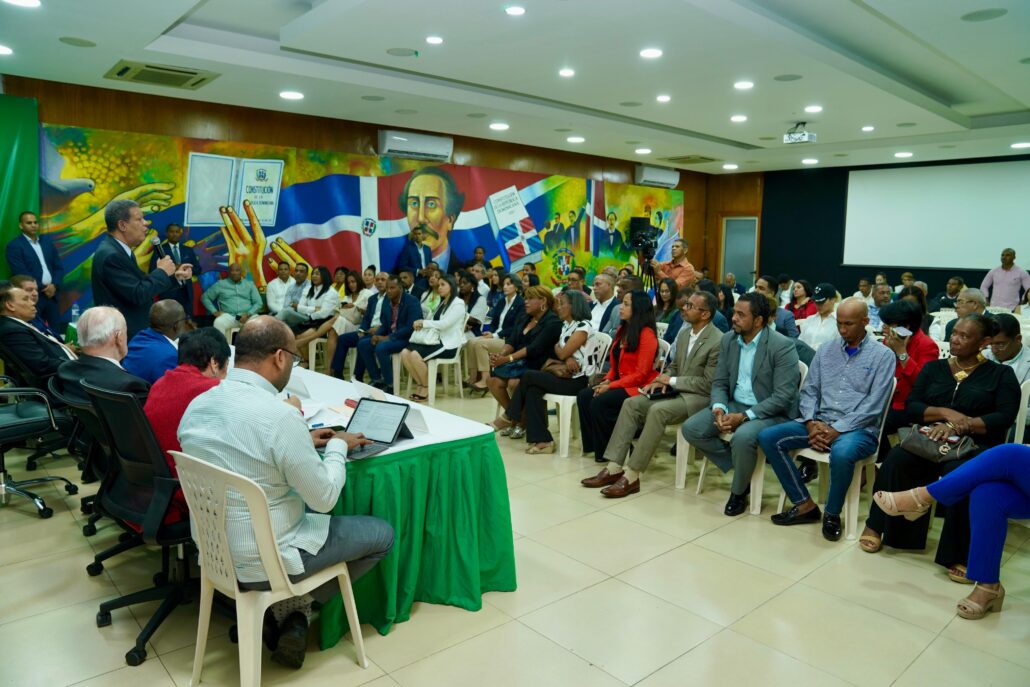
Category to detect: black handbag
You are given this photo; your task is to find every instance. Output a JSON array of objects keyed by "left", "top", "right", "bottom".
[{"left": 898, "top": 425, "right": 980, "bottom": 463}]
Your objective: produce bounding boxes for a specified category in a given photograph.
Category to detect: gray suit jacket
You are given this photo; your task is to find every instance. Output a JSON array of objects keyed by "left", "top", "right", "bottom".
[
  {"left": 667, "top": 323, "right": 721, "bottom": 414},
  {"left": 710, "top": 327, "right": 800, "bottom": 420}
]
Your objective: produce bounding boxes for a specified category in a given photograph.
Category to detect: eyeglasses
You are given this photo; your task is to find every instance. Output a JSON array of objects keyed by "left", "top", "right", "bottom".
[
  {"left": 989, "top": 340, "right": 1012, "bottom": 350},
  {"left": 681, "top": 303, "right": 710, "bottom": 313},
  {"left": 279, "top": 348, "right": 303, "bottom": 367}
]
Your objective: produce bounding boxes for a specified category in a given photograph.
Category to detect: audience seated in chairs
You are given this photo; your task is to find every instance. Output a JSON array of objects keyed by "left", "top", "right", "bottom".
[
  {"left": 797, "top": 282, "right": 840, "bottom": 351},
  {"left": 929, "top": 287, "right": 986, "bottom": 341},
  {"left": 869, "top": 283, "right": 893, "bottom": 329},
  {"left": 178, "top": 316, "right": 394, "bottom": 669},
  {"left": 357, "top": 275, "right": 420, "bottom": 391},
  {"left": 787, "top": 279, "right": 817, "bottom": 322},
  {"left": 457, "top": 270, "right": 490, "bottom": 335},
  {"left": 329, "top": 271, "right": 388, "bottom": 379},
  {"left": 486, "top": 286, "right": 562, "bottom": 436},
  {"left": 654, "top": 277, "right": 679, "bottom": 324},
  {"left": 0, "top": 281, "right": 76, "bottom": 387},
  {"left": 400, "top": 274, "right": 467, "bottom": 401},
  {"left": 279, "top": 265, "right": 340, "bottom": 334},
  {"left": 419, "top": 268, "right": 442, "bottom": 318},
  {"left": 896, "top": 284, "right": 934, "bottom": 334},
  {"left": 492, "top": 289, "right": 594, "bottom": 451},
  {"left": 55, "top": 306, "right": 149, "bottom": 407},
  {"left": 681, "top": 292, "right": 801, "bottom": 516},
  {"left": 694, "top": 280, "right": 731, "bottom": 333},
  {"left": 754, "top": 275, "right": 799, "bottom": 337},
  {"left": 929, "top": 276, "right": 964, "bottom": 312},
  {"left": 8, "top": 274, "right": 65, "bottom": 340},
  {"left": 984, "top": 313, "right": 1030, "bottom": 434},
  {"left": 467, "top": 274, "right": 524, "bottom": 393},
  {"left": 143, "top": 327, "right": 230, "bottom": 529},
  {"left": 583, "top": 290, "right": 721, "bottom": 497},
  {"left": 758, "top": 298, "right": 897, "bottom": 541},
  {"left": 121, "top": 299, "right": 188, "bottom": 384},
  {"left": 861, "top": 315, "right": 1021, "bottom": 585},
  {"left": 874, "top": 443, "right": 1030, "bottom": 620},
  {"left": 202, "top": 262, "right": 263, "bottom": 340},
  {"left": 576, "top": 290, "right": 660, "bottom": 465}
]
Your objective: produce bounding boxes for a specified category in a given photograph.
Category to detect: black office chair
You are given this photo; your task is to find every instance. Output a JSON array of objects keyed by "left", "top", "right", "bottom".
[
  {"left": 0, "top": 376, "right": 79, "bottom": 517},
  {"left": 0, "top": 339, "right": 80, "bottom": 470},
  {"left": 81, "top": 381, "right": 193, "bottom": 667}
]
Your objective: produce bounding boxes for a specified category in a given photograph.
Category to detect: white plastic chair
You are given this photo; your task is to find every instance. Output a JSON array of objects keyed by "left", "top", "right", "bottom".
[
  {"left": 1011, "top": 379, "right": 1030, "bottom": 444},
  {"left": 655, "top": 338, "right": 672, "bottom": 371},
  {"left": 543, "top": 332, "right": 612, "bottom": 458},
  {"left": 169, "top": 451, "right": 367, "bottom": 686},
  {"left": 306, "top": 337, "right": 328, "bottom": 373},
  {"left": 986, "top": 306, "right": 1012, "bottom": 315},
  {"left": 655, "top": 321, "right": 669, "bottom": 340},
  {"left": 408, "top": 314, "right": 471, "bottom": 404},
  {"left": 774, "top": 379, "right": 898, "bottom": 540},
  {"left": 688, "top": 361, "right": 809, "bottom": 517},
  {"left": 935, "top": 340, "right": 951, "bottom": 359}
]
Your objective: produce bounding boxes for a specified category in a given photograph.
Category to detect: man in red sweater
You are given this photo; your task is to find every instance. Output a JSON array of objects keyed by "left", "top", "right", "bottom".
[{"left": 143, "top": 327, "right": 230, "bottom": 524}]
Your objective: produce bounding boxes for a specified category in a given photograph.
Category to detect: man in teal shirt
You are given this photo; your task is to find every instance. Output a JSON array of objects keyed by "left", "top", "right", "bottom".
[{"left": 202, "top": 263, "right": 262, "bottom": 339}]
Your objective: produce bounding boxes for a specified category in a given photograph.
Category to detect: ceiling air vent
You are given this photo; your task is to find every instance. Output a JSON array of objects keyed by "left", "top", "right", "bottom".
[
  {"left": 659, "top": 154, "right": 718, "bottom": 165},
  {"left": 104, "top": 60, "right": 220, "bottom": 90}
]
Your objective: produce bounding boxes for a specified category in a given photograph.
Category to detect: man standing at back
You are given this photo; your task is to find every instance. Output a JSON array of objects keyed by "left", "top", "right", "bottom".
[
  {"left": 650, "top": 238, "right": 696, "bottom": 290},
  {"left": 5, "top": 211, "right": 64, "bottom": 331},
  {"left": 981, "top": 248, "right": 1030, "bottom": 311},
  {"left": 178, "top": 317, "right": 394, "bottom": 669},
  {"left": 122, "top": 300, "right": 188, "bottom": 384},
  {"left": 150, "top": 223, "right": 201, "bottom": 321},
  {"left": 92, "top": 199, "right": 192, "bottom": 339},
  {"left": 758, "top": 298, "right": 896, "bottom": 541},
  {"left": 680, "top": 293, "right": 800, "bottom": 516}
]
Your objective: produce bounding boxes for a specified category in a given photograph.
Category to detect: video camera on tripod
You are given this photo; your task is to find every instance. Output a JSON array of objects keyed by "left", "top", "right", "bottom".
[{"left": 629, "top": 216, "right": 660, "bottom": 290}]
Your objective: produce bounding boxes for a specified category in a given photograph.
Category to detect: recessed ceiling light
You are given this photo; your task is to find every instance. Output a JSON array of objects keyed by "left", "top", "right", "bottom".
[
  {"left": 960, "top": 8, "right": 1007, "bottom": 22},
  {"left": 639, "top": 48, "right": 663, "bottom": 59},
  {"left": 802, "top": 158, "right": 818, "bottom": 165},
  {"left": 489, "top": 122, "right": 510, "bottom": 131},
  {"left": 861, "top": 125, "right": 875, "bottom": 132},
  {"left": 505, "top": 5, "right": 525, "bottom": 16},
  {"left": 730, "top": 114, "right": 748, "bottom": 123},
  {"left": 894, "top": 152, "right": 914, "bottom": 158},
  {"left": 59, "top": 36, "right": 96, "bottom": 47},
  {"left": 279, "top": 90, "right": 303, "bottom": 100},
  {"left": 656, "top": 94, "right": 671, "bottom": 103},
  {"left": 559, "top": 67, "right": 575, "bottom": 77},
  {"left": 425, "top": 36, "right": 443, "bottom": 45},
  {"left": 3, "top": 0, "right": 42, "bottom": 7},
  {"left": 723, "top": 163, "right": 739, "bottom": 170},
  {"left": 635, "top": 148, "right": 652, "bottom": 155},
  {"left": 804, "top": 105, "right": 823, "bottom": 113},
  {"left": 733, "top": 81, "right": 754, "bottom": 90},
  {"left": 0, "top": 44, "right": 12, "bottom": 56},
  {"left": 1011, "top": 142, "right": 1030, "bottom": 149},
  {"left": 567, "top": 136, "right": 585, "bottom": 143}
]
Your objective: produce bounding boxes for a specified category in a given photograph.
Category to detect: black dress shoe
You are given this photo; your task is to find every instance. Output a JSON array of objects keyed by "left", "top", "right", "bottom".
[
  {"left": 798, "top": 458, "right": 818, "bottom": 484},
  {"left": 771, "top": 503, "right": 822, "bottom": 526},
  {"left": 822, "top": 513, "right": 843, "bottom": 541},
  {"left": 262, "top": 609, "right": 280, "bottom": 651},
  {"left": 724, "top": 488, "right": 750, "bottom": 517},
  {"left": 271, "top": 612, "right": 309, "bottom": 669}
]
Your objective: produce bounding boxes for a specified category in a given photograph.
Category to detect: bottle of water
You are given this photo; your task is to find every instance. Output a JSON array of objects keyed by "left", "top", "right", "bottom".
[{"left": 70, "top": 304, "right": 80, "bottom": 323}]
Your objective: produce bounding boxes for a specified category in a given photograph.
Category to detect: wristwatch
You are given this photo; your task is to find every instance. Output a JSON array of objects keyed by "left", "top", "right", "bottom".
[{"left": 898, "top": 353, "right": 909, "bottom": 362}]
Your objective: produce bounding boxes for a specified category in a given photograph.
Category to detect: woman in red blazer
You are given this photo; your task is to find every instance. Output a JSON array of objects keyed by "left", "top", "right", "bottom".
[{"left": 576, "top": 290, "right": 659, "bottom": 467}]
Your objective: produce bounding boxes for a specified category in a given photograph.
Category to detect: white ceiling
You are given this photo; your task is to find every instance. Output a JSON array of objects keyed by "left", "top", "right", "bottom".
[{"left": 1, "top": 0, "right": 1028, "bottom": 175}]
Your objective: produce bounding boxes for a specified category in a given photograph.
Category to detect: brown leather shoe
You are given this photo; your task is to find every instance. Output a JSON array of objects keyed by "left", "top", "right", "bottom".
[
  {"left": 601, "top": 476, "right": 641, "bottom": 498},
  {"left": 581, "top": 468, "right": 622, "bottom": 488}
]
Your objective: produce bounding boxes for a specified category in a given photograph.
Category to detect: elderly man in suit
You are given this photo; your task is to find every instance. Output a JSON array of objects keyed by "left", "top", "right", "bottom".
[
  {"left": 681, "top": 292, "right": 801, "bottom": 516},
  {"left": 150, "top": 223, "right": 200, "bottom": 319},
  {"left": 583, "top": 290, "right": 722, "bottom": 497},
  {"left": 122, "top": 300, "right": 188, "bottom": 384},
  {"left": 91, "top": 199, "right": 192, "bottom": 339},
  {"left": 55, "top": 306, "right": 149, "bottom": 407},
  {"left": 5, "top": 211, "right": 65, "bottom": 330},
  {"left": 0, "top": 282, "right": 77, "bottom": 390}
]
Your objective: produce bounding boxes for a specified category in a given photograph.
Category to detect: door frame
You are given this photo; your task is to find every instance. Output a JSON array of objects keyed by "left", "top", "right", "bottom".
[{"left": 718, "top": 214, "right": 761, "bottom": 285}]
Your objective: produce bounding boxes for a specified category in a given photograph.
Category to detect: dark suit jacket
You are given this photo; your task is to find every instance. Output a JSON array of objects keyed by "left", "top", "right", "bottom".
[
  {"left": 774, "top": 308, "right": 799, "bottom": 338},
  {"left": 5, "top": 233, "right": 64, "bottom": 290},
  {"left": 92, "top": 234, "right": 172, "bottom": 339},
  {"left": 397, "top": 240, "right": 431, "bottom": 276},
  {"left": 121, "top": 328, "right": 178, "bottom": 384},
  {"left": 0, "top": 316, "right": 73, "bottom": 384},
  {"left": 360, "top": 292, "right": 383, "bottom": 331},
  {"left": 667, "top": 324, "right": 722, "bottom": 415},
  {"left": 375, "top": 293, "right": 421, "bottom": 342},
  {"left": 150, "top": 241, "right": 200, "bottom": 317},
  {"left": 55, "top": 354, "right": 150, "bottom": 407},
  {"left": 488, "top": 295, "right": 524, "bottom": 339},
  {"left": 709, "top": 328, "right": 800, "bottom": 420}
]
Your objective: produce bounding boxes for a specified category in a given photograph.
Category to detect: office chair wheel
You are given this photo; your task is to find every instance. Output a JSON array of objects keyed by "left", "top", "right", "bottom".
[
  {"left": 25, "top": 460, "right": 38, "bottom": 471},
  {"left": 86, "top": 561, "right": 104, "bottom": 576},
  {"left": 80, "top": 501, "right": 94, "bottom": 515},
  {"left": 119, "top": 532, "right": 135, "bottom": 543},
  {"left": 64, "top": 483, "right": 79, "bottom": 495},
  {"left": 229, "top": 625, "right": 239, "bottom": 643},
  {"left": 152, "top": 572, "right": 167, "bottom": 587},
  {"left": 82, "top": 523, "right": 97, "bottom": 536},
  {"left": 96, "top": 610, "right": 111, "bottom": 627},
  {"left": 125, "top": 647, "right": 147, "bottom": 666},
  {"left": 38, "top": 507, "right": 53, "bottom": 519}
]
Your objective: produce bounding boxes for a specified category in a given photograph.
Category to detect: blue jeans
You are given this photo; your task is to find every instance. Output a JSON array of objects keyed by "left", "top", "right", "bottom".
[
  {"left": 758, "top": 420, "right": 878, "bottom": 515},
  {"left": 357, "top": 336, "right": 408, "bottom": 385}
]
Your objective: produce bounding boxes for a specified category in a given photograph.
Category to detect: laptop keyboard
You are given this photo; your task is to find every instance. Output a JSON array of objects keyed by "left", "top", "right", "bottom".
[{"left": 346, "top": 442, "right": 390, "bottom": 461}]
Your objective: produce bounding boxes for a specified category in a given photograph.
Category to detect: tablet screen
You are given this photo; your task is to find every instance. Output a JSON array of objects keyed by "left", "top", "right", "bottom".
[{"left": 346, "top": 399, "right": 409, "bottom": 444}]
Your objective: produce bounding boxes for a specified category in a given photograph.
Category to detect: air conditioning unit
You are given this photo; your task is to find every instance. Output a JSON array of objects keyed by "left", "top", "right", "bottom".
[
  {"left": 634, "top": 164, "right": 680, "bottom": 189},
  {"left": 378, "top": 130, "right": 454, "bottom": 162},
  {"left": 103, "top": 60, "right": 219, "bottom": 90}
]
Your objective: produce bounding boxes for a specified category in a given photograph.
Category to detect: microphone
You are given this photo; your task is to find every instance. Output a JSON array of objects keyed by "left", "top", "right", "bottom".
[{"left": 150, "top": 236, "right": 167, "bottom": 259}]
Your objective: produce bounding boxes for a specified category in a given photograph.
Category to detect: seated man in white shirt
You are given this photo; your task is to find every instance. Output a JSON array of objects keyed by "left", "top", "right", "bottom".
[
  {"left": 589, "top": 273, "right": 617, "bottom": 333},
  {"left": 798, "top": 282, "right": 840, "bottom": 351},
  {"left": 178, "top": 316, "right": 394, "bottom": 669},
  {"left": 852, "top": 277, "right": 875, "bottom": 308},
  {"left": 984, "top": 313, "right": 1030, "bottom": 434},
  {"left": 264, "top": 261, "right": 293, "bottom": 315}
]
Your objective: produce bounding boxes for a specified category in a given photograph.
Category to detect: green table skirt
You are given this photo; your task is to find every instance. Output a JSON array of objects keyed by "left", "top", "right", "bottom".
[{"left": 319, "top": 432, "right": 517, "bottom": 649}]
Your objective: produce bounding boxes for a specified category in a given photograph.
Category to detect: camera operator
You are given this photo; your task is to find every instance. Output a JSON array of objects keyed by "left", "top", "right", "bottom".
[{"left": 650, "top": 238, "right": 696, "bottom": 290}]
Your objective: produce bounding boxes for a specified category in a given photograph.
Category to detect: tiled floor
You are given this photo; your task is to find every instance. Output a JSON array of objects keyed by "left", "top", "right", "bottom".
[{"left": 3, "top": 393, "right": 1030, "bottom": 686}]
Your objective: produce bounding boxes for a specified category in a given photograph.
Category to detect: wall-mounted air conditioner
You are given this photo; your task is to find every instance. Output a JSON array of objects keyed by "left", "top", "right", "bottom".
[
  {"left": 378, "top": 130, "right": 454, "bottom": 162},
  {"left": 634, "top": 164, "right": 681, "bottom": 189}
]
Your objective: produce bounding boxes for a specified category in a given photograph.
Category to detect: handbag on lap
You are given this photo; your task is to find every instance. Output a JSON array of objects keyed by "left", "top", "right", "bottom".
[{"left": 897, "top": 424, "right": 980, "bottom": 463}]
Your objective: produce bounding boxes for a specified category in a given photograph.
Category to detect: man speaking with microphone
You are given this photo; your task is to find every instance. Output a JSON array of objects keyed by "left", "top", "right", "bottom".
[{"left": 92, "top": 199, "right": 192, "bottom": 339}]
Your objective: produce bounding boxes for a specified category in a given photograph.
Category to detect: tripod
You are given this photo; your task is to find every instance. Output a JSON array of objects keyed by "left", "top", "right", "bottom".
[{"left": 636, "top": 249, "right": 657, "bottom": 294}]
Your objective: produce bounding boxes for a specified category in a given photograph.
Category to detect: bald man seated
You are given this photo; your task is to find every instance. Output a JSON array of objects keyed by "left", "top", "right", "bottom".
[
  {"left": 55, "top": 306, "right": 149, "bottom": 407},
  {"left": 757, "top": 299, "right": 897, "bottom": 541},
  {"left": 122, "top": 300, "right": 188, "bottom": 384}
]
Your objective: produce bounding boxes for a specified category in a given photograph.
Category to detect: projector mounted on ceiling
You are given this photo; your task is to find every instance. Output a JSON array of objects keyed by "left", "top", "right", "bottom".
[
  {"left": 784, "top": 122, "right": 817, "bottom": 144},
  {"left": 377, "top": 130, "right": 454, "bottom": 162}
]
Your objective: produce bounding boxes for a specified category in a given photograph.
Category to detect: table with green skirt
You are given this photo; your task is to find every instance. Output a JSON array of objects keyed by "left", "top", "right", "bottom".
[{"left": 318, "top": 430, "right": 516, "bottom": 649}]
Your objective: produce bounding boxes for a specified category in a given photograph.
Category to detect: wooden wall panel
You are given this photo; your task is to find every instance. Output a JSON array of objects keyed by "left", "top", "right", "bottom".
[
  {"left": 703, "top": 172, "right": 764, "bottom": 280},
  {"left": 4, "top": 75, "right": 714, "bottom": 258}
]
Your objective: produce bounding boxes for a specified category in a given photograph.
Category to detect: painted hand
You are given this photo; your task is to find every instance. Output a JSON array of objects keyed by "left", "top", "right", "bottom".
[
  {"left": 265, "top": 238, "right": 312, "bottom": 277},
  {"left": 219, "top": 200, "right": 267, "bottom": 289}
]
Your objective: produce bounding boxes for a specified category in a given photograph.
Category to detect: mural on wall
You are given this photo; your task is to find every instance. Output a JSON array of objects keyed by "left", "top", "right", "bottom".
[{"left": 38, "top": 124, "right": 683, "bottom": 312}]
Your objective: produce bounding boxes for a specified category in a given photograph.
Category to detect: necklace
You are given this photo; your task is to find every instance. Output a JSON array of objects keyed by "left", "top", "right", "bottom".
[{"left": 951, "top": 357, "right": 982, "bottom": 383}]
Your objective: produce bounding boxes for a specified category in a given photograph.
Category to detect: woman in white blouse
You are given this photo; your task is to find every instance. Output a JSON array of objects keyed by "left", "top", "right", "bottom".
[
  {"left": 278, "top": 265, "right": 340, "bottom": 332},
  {"left": 420, "top": 268, "right": 442, "bottom": 317},
  {"left": 400, "top": 274, "right": 468, "bottom": 402},
  {"left": 467, "top": 273, "right": 524, "bottom": 394}
]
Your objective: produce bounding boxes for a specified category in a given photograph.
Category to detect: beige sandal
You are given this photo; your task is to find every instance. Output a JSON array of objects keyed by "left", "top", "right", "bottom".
[
  {"left": 526, "top": 442, "right": 555, "bottom": 455},
  {"left": 948, "top": 564, "right": 974, "bottom": 585},
  {"left": 859, "top": 533, "right": 882, "bottom": 553},
  {"left": 873, "top": 488, "right": 931, "bottom": 521},
  {"left": 957, "top": 584, "right": 1004, "bottom": 619}
]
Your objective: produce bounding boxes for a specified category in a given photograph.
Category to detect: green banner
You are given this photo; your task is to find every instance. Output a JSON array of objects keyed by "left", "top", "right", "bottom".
[{"left": 0, "top": 95, "right": 40, "bottom": 279}]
